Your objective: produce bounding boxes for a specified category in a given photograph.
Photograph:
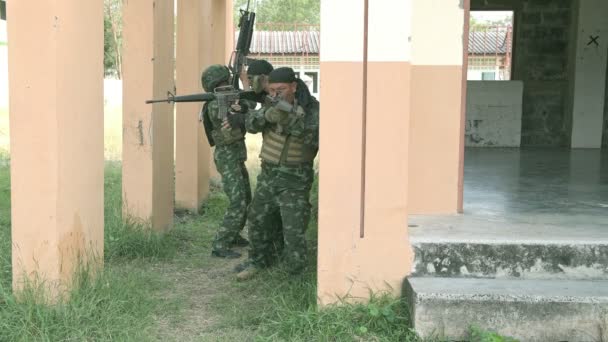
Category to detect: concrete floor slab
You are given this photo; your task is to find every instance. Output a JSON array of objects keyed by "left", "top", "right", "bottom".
[{"left": 410, "top": 148, "right": 608, "bottom": 244}]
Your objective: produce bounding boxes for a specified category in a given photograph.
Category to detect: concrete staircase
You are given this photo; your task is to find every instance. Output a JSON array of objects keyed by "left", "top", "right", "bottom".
[{"left": 404, "top": 237, "right": 608, "bottom": 341}]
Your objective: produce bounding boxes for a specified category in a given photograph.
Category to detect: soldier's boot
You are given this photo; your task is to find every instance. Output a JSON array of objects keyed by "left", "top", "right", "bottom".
[
  {"left": 231, "top": 234, "right": 250, "bottom": 247},
  {"left": 211, "top": 249, "right": 242, "bottom": 259},
  {"left": 233, "top": 260, "right": 252, "bottom": 273},
  {"left": 236, "top": 265, "right": 260, "bottom": 281}
]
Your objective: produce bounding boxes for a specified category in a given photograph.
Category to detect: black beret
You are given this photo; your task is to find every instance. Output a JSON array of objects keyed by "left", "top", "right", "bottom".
[
  {"left": 247, "top": 60, "right": 274, "bottom": 76},
  {"left": 268, "top": 67, "right": 297, "bottom": 84}
]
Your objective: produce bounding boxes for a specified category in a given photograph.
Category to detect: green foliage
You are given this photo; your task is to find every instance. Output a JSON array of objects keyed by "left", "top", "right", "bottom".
[
  {"left": 235, "top": 0, "right": 320, "bottom": 26},
  {"left": 0, "top": 265, "right": 168, "bottom": 342},
  {"left": 103, "top": 162, "right": 186, "bottom": 261},
  {"left": 0, "top": 162, "right": 180, "bottom": 341},
  {"left": 104, "top": 0, "right": 122, "bottom": 78},
  {"left": 469, "top": 325, "right": 520, "bottom": 342},
  {"left": 0, "top": 154, "right": 10, "bottom": 288}
]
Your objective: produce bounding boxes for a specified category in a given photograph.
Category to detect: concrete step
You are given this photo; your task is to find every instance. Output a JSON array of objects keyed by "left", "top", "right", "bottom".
[
  {"left": 405, "top": 277, "right": 608, "bottom": 342},
  {"left": 411, "top": 241, "right": 608, "bottom": 280}
]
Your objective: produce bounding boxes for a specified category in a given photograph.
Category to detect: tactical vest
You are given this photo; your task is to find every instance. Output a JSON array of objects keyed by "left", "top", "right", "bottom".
[
  {"left": 203, "top": 103, "right": 245, "bottom": 146},
  {"left": 211, "top": 126, "right": 245, "bottom": 146},
  {"left": 260, "top": 129, "right": 316, "bottom": 166}
]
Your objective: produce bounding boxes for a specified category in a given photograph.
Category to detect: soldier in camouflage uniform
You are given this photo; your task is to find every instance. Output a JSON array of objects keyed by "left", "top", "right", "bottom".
[
  {"left": 236, "top": 67, "right": 319, "bottom": 279},
  {"left": 201, "top": 64, "right": 252, "bottom": 259}
]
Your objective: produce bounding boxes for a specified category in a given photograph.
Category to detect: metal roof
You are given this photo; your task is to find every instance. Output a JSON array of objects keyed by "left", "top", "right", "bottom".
[
  {"left": 237, "top": 30, "right": 320, "bottom": 54},
  {"left": 468, "top": 29, "right": 510, "bottom": 54},
  {"left": 238, "top": 28, "right": 509, "bottom": 55}
]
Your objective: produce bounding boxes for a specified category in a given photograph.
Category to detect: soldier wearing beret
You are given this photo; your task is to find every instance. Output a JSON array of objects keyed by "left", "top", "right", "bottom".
[{"left": 235, "top": 67, "right": 319, "bottom": 280}]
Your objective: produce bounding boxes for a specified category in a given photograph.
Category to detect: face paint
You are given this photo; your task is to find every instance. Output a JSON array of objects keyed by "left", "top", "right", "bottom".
[{"left": 252, "top": 75, "right": 265, "bottom": 94}]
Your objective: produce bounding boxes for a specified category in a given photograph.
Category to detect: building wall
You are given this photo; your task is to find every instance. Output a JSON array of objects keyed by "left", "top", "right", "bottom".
[
  {"left": 569, "top": 0, "right": 608, "bottom": 148},
  {"left": 604, "top": 59, "right": 608, "bottom": 148},
  {"left": 472, "top": 0, "right": 574, "bottom": 147},
  {"left": 515, "top": 0, "right": 573, "bottom": 146},
  {"left": 465, "top": 81, "right": 523, "bottom": 147}
]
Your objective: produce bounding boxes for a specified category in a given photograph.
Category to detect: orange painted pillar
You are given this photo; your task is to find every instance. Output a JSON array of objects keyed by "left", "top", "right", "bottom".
[
  {"left": 7, "top": 0, "right": 104, "bottom": 297},
  {"left": 317, "top": 0, "right": 413, "bottom": 305},
  {"left": 175, "top": 0, "right": 232, "bottom": 211},
  {"left": 122, "top": 0, "right": 175, "bottom": 230},
  {"left": 408, "top": 0, "right": 468, "bottom": 214}
]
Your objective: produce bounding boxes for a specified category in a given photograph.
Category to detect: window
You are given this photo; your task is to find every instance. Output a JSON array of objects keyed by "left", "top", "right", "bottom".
[
  {"left": 468, "top": 11, "right": 514, "bottom": 81},
  {"left": 482, "top": 72, "right": 496, "bottom": 80}
]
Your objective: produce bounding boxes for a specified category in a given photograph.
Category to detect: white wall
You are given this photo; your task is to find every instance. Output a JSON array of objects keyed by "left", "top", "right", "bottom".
[
  {"left": 465, "top": 81, "right": 523, "bottom": 147},
  {"left": 0, "top": 20, "right": 6, "bottom": 42},
  {"left": 570, "top": 0, "right": 608, "bottom": 148}
]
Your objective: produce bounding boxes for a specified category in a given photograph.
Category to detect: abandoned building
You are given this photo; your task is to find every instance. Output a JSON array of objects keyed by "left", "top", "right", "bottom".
[{"left": 3, "top": 0, "right": 608, "bottom": 340}]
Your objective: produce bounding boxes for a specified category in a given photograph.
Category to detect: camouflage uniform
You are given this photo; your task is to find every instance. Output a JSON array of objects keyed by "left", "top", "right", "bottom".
[
  {"left": 201, "top": 65, "right": 252, "bottom": 254},
  {"left": 243, "top": 82, "right": 319, "bottom": 273}
]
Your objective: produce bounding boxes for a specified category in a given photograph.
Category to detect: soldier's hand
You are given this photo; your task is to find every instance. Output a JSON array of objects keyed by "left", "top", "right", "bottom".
[
  {"left": 264, "top": 107, "right": 288, "bottom": 124},
  {"left": 230, "top": 100, "right": 248, "bottom": 114},
  {"left": 231, "top": 103, "right": 242, "bottom": 112},
  {"left": 222, "top": 118, "right": 231, "bottom": 130},
  {"left": 228, "top": 113, "right": 246, "bottom": 130}
]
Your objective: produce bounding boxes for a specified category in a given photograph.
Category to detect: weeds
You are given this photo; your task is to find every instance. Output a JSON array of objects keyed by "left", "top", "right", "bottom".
[
  {"left": 0, "top": 265, "right": 168, "bottom": 342},
  {"left": 0, "top": 159, "right": 419, "bottom": 341},
  {"left": 469, "top": 325, "right": 519, "bottom": 342}
]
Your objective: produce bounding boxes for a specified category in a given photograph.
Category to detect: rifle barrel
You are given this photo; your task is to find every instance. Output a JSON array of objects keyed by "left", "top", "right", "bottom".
[{"left": 145, "top": 99, "right": 170, "bottom": 104}]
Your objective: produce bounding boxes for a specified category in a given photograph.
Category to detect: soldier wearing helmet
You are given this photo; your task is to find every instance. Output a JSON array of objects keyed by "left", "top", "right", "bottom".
[{"left": 200, "top": 64, "right": 251, "bottom": 259}]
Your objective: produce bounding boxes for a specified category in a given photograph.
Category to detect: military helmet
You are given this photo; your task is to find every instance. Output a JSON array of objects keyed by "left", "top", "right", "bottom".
[{"left": 201, "top": 64, "right": 231, "bottom": 92}]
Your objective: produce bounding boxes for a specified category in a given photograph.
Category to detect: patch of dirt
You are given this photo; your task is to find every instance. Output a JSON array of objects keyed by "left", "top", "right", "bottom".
[{"left": 151, "top": 251, "right": 256, "bottom": 342}]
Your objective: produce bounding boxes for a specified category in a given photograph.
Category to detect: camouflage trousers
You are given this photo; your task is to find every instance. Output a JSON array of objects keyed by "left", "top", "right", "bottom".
[
  {"left": 246, "top": 162, "right": 314, "bottom": 273},
  {"left": 211, "top": 142, "right": 252, "bottom": 251}
]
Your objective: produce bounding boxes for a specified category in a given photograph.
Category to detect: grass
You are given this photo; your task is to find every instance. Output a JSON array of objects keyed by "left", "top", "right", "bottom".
[
  {"left": 0, "top": 152, "right": 422, "bottom": 341},
  {"left": 0, "top": 266, "right": 169, "bottom": 342},
  {"left": 0, "top": 107, "right": 8, "bottom": 155}
]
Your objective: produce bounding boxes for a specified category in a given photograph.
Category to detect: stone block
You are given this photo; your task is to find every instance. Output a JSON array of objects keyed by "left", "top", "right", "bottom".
[{"left": 406, "top": 277, "right": 608, "bottom": 342}]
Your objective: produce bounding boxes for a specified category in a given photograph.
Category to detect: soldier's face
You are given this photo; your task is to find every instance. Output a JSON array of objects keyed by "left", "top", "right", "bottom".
[
  {"left": 268, "top": 82, "right": 297, "bottom": 103},
  {"left": 248, "top": 75, "right": 268, "bottom": 94}
]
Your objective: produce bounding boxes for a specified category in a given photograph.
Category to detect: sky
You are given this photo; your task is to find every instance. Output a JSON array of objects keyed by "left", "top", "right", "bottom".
[
  {"left": 0, "top": 10, "right": 515, "bottom": 44},
  {"left": 471, "top": 11, "right": 513, "bottom": 23}
]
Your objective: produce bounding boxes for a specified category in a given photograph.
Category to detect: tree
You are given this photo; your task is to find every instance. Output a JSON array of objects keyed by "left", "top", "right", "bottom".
[
  {"left": 234, "top": 0, "right": 320, "bottom": 28},
  {"left": 104, "top": 0, "right": 123, "bottom": 79}
]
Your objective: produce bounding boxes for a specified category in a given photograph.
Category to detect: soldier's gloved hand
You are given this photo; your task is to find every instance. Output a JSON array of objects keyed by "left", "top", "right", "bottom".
[
  {"left": 227, "top": 112, "right": 246, "bottom": 130},
  {"left": 264, "top": 107, "right": 289, "bottom": 124},
  {"left": 230, "top": 101, "right": 249, "bottom": 114}
]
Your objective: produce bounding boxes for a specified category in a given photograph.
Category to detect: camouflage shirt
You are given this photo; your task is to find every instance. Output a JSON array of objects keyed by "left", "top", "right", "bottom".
[{"left": 205, "top": 100, "right": 246, "bottom": 146}]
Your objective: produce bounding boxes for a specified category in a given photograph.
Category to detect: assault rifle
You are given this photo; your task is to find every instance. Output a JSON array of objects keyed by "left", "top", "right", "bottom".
[
  {"left": 229, "top": 0, "right": 256, "bottom": 89},
  {"left": 146, "top": 86, "right": 258, "bottom": 120}
]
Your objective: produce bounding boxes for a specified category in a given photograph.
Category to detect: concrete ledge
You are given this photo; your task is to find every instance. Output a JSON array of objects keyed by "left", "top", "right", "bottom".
[
  {"left": 405, "top": 277, "right": 608, "bottom": 342},
  {"left": 412, "top": 242, "right": 608, "bottom": 280}
]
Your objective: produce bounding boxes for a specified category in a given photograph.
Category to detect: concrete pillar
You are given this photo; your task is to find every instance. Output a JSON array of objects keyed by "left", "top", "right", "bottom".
[
  {"left": 570, "top": 0, "right": 608, "bottom": 149},
  {"left": 408, "top": 0, "right": 468, "bottom": 214},
  {"left": 7, "top": 0, "right": 104, "bottom": 296},
  {"left": 122, "top": 0, "right": 175, "bottom": 230},
  {"left": 175, "top": 0, "right": 232, "bottom": 211},
  {"left": 317, "top": 0, "right": 413, "bottom": 305}
]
